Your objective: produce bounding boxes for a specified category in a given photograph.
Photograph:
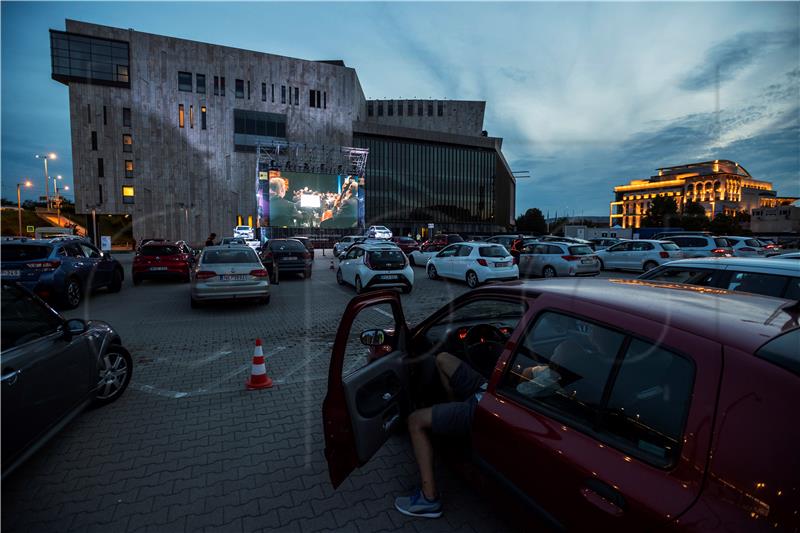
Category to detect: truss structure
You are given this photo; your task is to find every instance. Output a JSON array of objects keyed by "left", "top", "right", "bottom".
[{"left": 256, "top": 141, "right": 369, "bottom": 177}]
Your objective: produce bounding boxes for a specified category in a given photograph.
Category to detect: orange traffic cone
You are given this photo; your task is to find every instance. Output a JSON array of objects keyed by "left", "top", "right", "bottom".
[{"left": 245, "top": 339, "right": 273, "bottom": 390}]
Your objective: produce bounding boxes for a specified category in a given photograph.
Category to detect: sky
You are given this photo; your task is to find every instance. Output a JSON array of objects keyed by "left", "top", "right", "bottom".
[{"left": 1, "top": 1, "right": 798, "bottom": 216}]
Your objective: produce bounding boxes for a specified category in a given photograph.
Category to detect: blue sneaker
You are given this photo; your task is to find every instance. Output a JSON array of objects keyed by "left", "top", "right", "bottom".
[{"left": 394, "top": 488, "right": 442, "bottom": 518}]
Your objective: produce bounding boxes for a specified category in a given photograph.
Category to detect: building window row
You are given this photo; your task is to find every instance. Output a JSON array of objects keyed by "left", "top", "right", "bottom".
[
  {"left": 183, "top": 71, "right": 324, "bottom": 111},
  {"left": 178, "top": 103, "right": 207, "bottom": 130},
  {"left": 367, "top": 100, "right": 446, "bottom": 118}
]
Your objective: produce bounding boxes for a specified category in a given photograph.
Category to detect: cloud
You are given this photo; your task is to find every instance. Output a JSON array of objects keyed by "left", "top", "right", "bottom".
[{"left": 680, "top": 30, "right": 799, "bottom": 91}]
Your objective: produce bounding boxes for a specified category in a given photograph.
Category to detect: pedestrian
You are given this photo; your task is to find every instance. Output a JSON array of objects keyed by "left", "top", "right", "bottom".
[{"left": 205, "top": 233, "right": 216, "bottom": 247}]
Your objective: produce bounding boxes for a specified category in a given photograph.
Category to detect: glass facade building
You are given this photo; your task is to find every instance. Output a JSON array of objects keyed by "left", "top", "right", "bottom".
[
  {"left": 50, "top": 30, "right": 130, "bottom": 87},
  {"left": 354, "top": 134, "right": 497, "bottom": 234}
]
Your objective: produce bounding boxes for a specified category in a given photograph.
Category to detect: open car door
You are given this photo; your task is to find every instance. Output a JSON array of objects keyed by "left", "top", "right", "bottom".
[{"left": 323, "top": 290, "right": 410, "bottom": 488}]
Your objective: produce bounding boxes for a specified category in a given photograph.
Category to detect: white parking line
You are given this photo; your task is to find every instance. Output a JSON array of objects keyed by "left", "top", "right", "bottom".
[{"left": 373, "top": 307, "right": 394, "bottom": 319}]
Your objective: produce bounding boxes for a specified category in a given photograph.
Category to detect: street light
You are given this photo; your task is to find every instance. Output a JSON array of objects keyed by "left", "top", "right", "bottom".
[
  {"left": 17, "top": 180, "right": 33, "bottom": 236},
  {"left": 54, "top": 175, "right": 64, "bottom": 226},
  {"left": 35, "top": 153, "right": 56, "bottom": 210}
]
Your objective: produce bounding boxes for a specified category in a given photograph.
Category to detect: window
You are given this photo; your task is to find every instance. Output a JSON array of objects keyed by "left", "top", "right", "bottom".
[
  {"left": 388, "top": 101, "right": 394, "bottom": 116},
  {"left": 179, "top": 104, "right": 185, "bottom": 128},
  {"left": 1, "top": 282, "right": 64, "bottom": 350},
  {"left": 309, "top": 89, "right": 316, "bottom": 107},
  {"left": 644, "top": 267, "right": 712, "bottom": 284},
  {"left": 220, "top": 77, "right": 225, "bottom": 96},
  {"left": 294, "top": 87, "right": 299, "bottom": 106},
  {"left": 178, "top": 71, "right": 192, "bottom": 92},
  {"left": 631, "top": 242, "right": 654, "bottom": 251},
  {"left": 196, "top": 73, "right": 206, "bottom": 94},
  {"left": 262, "top": 82, "right": 267, "bottom": 102},
  {"left": 368, "top": 102, "right": 374, "bottom": 117},
  {"left": 123, "top": 134, "right": 132, "bottom": 152},
  {"left": 122, "top": 107, "right": 131, "bottom": 127},
  {"left": 408, "top": 102, "right": 414, "bottom": 116},
  {"left": 189, "top": 105, "right": 194, "bottom": 128},
  {"left": 97, "top": 158, "right": 104, "bottom": 177},
  {"left": 125, "top": 160, "right": 133, "bottom": 178},
  {"left": 437, "top": 101, "right": 443, "bottom": 116},
  {"left": 725, "top": 272, "right": 790, "bottom": 298},
  {"left": 88, "top": 104, "right": 91, "bottom": 123},
  {"left": 756, "top": 329, "right": 800, "bottom": 376},
  {"left": 281, "top": 85, "right": 286, "bottom": 104},
  {"left": 233, "top": 109, "right": 287, "bottom": 149},
  {"left": 214, "top": 76, "right": 219, "bottom": 95},
  {"left": 398, "top": 101, "right": 403, "bottom": 116},
  {"left": 201, "top": 106, "right": 207, "bottom": 130},
  {"left": 80, "top": 243, "right": 101, "bottom": 258},
  {"left": 235, "top": 79, "right": 244, "bottom": 98},
  {"left": 247, "top": 80, "right": 251, "bottom": 99},
  {"left": 122, "top": 185, "right": 135, "bottom": 204},
  {"left": 91, "top": 131, "right": 97, "bottom": 150},
  {"left": 456, "top": 245, "right": 472, "bottom": 256},
  {"left": 378, "top": 101, "right": 384, "bottom": 116},
  {"left": 427, "top": 102, "right": 433, "bottom": 116},
  {"left": 436, "top": 244, "right": 459, "bottom": 258},
  {"left": 50, "top": 30, "right": 130, "bottom": 87},
  {"left": 418, "top": 101, "right": 423, "bottom": 115},
  {"left": 103, "top": 105, "right": 107, "bottom": 125},
  {"left": 323, "top": 91, "right": 326, "bottom": 109},
  {"left": 98, "top": 184, "right": 103, "bottom": 204}
]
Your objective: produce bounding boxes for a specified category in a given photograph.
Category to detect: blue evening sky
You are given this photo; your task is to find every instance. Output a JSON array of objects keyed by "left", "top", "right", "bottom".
[{"left": 2, "top": 1, "right": 798, "bottom": 216}]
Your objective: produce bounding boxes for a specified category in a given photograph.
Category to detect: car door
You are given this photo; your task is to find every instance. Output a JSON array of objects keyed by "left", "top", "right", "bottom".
[
  {"left": 81, "top": 242, "right": 112, "bottom": 287},
  {"left": 323, "top": 291, "right": 411, "bottom": 487},
  {"left": 433, "top": 244, "right": 459, "bottom": 277},
  {"left": 341, "top": 247, "right": 361, "bottom": 285},
  {"left": 603, "top": 242, "right": 629, "bottom": 269},
  {"left": 518, "top": 243, "right": 538, "bottom": 277},
  {"left": 473, "top": 298, "right": 721, "bottom": 530},
  {"left": 452, "top": 244, "right": 473, "bottom": 280}
]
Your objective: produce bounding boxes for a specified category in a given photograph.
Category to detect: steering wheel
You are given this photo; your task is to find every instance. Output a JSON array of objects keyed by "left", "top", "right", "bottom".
[{"left": 462, "top": 324, "right": 508, "bottom": 378}]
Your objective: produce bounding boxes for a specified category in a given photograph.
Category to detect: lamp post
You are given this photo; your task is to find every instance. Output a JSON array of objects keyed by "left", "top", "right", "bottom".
[
  {"left": 17, "top": 180, "right": 33, "bottom": 236},
  {"left": 35, "top": 153, "right": 56, "bottom": 210},
  {"left": 53, "top": 175, "right": 63, "bottom": 226}
]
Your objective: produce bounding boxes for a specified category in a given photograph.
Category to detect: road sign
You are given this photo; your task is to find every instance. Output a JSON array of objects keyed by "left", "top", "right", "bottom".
[
  {"left": 100, "top": 236, "right": 112, "bottom": 251},
  {"left": 427, "top": 223, "right": 434, "bottom": 229}
]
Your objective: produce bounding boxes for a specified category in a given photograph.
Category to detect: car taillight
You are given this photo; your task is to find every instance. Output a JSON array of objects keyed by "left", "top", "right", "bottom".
[
  {"left": 26, "top": 260, "right": 61, "bottom": 271},
  {"left": 196, "top": 271, "right": 216, "bottom": 280},
  {"left": 739, "top": 247, "right": 755, "bottom": 252},
  {"left": 250, "top": 269, "right": 269, "bottom": 278},
  {"left": 712, "top": 248, "right": 726, "bottom": 254},
  {"left": 561, "top": 255, "right": 580, "bottom": 261},
  {"left": 477, "top": 258, "right": 488, "bottom": 266},
  {"left": 659, "top": 251, "right": 669, "bottom": 258}
]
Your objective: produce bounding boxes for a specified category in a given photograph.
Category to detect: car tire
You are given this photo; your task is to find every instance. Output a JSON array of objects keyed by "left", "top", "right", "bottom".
[
  {"left": 643, "top": 260, "right": 658, "bottom": 272},
  {"left": 598, "top": 259, "right": 605, "bottom": 271},
  {"left": 93, "top": 344, "right": 133, "bottom": 407},
  {"left": 190, "top": 296, "right": 201, "bottom": 309},
  {"left": 428, "top": 265, "right": 439, "bottom": 280},
  {"left": 466, "top": 270, "right": 480, "bottom": 289},
  {"left": 62, "top": 277, "right": 83, "bottom": 309},
  {"left": 305, "top": 268, "right": 312, "bottom": 279},
  {"left": 542, "top": 266, "right": 557, "bottom": 278},
  {"left": 108, "top": 269, "right": 123, "bottom": 293},
  {"left": 336, "top": 269, "right": 344, "bottom": 285},
  {"left": 355, "top": 276, "right": 364, "bottom": 294},
  {"left": 132, "top": 275, "right": 142, "bottom": 286},
  {"left": 401, "top": 285, "right": 412, "bottom": 294}
]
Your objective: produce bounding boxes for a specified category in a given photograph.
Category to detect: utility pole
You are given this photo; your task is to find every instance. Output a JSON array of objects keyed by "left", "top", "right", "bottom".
[
  {"left": 35, "top": 153, "right": 56, "bottom": 210},
  {"left": 17, "top": 180, "right": 33, "bottom": 236}
]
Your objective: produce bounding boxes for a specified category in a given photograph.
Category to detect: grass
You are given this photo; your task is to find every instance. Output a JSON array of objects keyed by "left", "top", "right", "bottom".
[{"left": 0, "top": 208, "right": 49, "bottom": 237}]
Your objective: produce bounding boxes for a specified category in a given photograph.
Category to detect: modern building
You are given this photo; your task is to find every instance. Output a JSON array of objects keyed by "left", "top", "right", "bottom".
[
  {"left": 50, "top": 20, "right": 515, "bottom": 244},
  {"left": 609, "top": 160, "right": 795, "bottom": 229},
  {"left": 750, "top": 204, "right": 800, "bottom": 234}
]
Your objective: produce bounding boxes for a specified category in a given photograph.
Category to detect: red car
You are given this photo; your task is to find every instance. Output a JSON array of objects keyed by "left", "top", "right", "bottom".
[
  {"left": 132, "top": 241, "right": 195, "bottom": 284},
  {"left": 421, "top": 233, "right": 463, "bottom": 251},
  {"left": 323, "top": 279, "right": 799, "bottom": 530},
  {"left": 390, "top": 236, "right": 420, "bottom": 255}
]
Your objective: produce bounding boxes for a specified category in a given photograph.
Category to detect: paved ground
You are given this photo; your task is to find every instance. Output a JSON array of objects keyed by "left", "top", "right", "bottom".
[{"left": 2, "top": 251, "right": 637, "bottom": 532}]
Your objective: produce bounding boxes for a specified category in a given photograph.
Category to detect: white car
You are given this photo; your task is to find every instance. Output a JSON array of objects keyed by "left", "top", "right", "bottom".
[
  {"left": 427, "top": 242, "right": 518, "bottom": 288},
  {"left": 724, "top": 236, "right": 769, "bottom": 257},
  {"left": 334, "top": 236, "right": 366, "bottom": 257},
  {"left": 190, "top": 245, "right": 269, "bottom": 307},
  {"left": 336, "top": 242, "right": 413, "bottom": 294},
  {"left": 366, "top": 226, "right": 392, "bottom": 239},
  {"left": 596, "top": 239, "right": 684, "bottom": 272},
  {"left": 233, "top": 225, "right": 254, "bottom": 239},
  {"left": 518, "top": 241, "right": 600, "bottom": 278},
  {"left": 245, "top": 239, "right": 261, "bottom": 251}
]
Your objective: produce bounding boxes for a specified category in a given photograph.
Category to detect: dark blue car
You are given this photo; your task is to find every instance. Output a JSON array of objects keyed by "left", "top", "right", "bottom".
[{"left": 0, "top": 238, "right": 124, "bottom": 309}]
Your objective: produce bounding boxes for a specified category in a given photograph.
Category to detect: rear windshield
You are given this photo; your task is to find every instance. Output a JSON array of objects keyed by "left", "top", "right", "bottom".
[
  {"left": 269, "top": 240, "right": 306, "bottom": 251},
  {"left": 714, "top": 238, "right": 730, "bottom": 247},
  {"left": 222, "top": 238, "right": 245, "bottom": 244},
  {"left": 202, "top": 249, "right": 258, "bottom": 264},
  {"left": 568, "top": 245, "right": 594, "bottom": 255},
  {"left": 479, "top": 246, "right": 509, "bottom": 258},
  {"left": 375, "top": 226, "right": 389, "bottom": 231},
  {"left": 236, "top": 226, "right": 250, "bottom": 230},
  {"left": 1, "top": 245, "right": 51, "bottom": 261},
  {"left": 141, "top": 245, "right": 181, "bottom": 256},
  {"left": 368, "top": 250, "right": 405, "bottom": 265},
  {"left": 745, "top": 239, "right": 761, "bottom": 247},
  {"left": 395, "top": 237, "right": 416, "bottom": 243},
  {"left": 660, "top": 242, "right": 680, "bottom": 251}
]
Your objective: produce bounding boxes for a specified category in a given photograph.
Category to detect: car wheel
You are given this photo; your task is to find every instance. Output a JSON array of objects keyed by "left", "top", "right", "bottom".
[
  {"left": 542, "top": 266, "right": 557, "bottom": 278},
  {"left": 336, "top": 269, "right": 344, "bottom": 285},
  {"left": 355, "top": 276, "right": 364, "bottom": 294},
  {"left": 466, "top": 270, "right": 480, "bottom": 289},
  {"left": 132, "top": 275, "right": 142, "bottom": 286},
  {"left": 428, "top": 264, "right": 439, "bottom": 280},
  {"left": 93, "top": 345, "right": 133, "bottom": 406},
  {"left": 643, "top": 260, "right": 658, "bottom": 272},
  {"left": 109, "top": 269, "right": 123, "bottom": 293},
  {"left": 598, "top": 259, "right": 605, "bottom": 270},
  {"left": 62, "top": 277, "right": 83, "bottom": 309},
  {"left": 305, "top": 268, "right": 312, "bottom": 279}
]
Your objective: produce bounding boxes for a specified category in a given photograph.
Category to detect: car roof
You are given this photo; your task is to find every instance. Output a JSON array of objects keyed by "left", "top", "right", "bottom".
[
  {"left": 360, "top": 242, "right": 401, "bottom": 250},
  {"left": 203, "top": 244, "right": 254, "bottom": 250},
  {"left": 660, "top": 257, "right": 800, "bottom": 274},
  {"left": 477, "top": 278, "right": 797, "bottom": 354},
  {"left": 142, "top": 240, "right": 181, "bottom": 246}
]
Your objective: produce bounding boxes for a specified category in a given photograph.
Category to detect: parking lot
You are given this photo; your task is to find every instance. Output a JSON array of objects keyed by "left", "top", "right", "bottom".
[{"left": 2, "top": 250, "right": 637, "bottom": 533}]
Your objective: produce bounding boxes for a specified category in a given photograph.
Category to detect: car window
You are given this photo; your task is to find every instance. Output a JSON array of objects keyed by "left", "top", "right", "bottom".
[
  {"left": 604, "top": 339, "right": 694, "bottom": 467},
  {"left": 141, "top": 245, "right": 181, "bottom": 256},
  {"left": 202, "top": 249, "right": 258, "bottom": 264},
  {"left": 1, "top": 245, "right": 52, "bottom": 261},
  {"left": 479, "top": 246, "right": 508, "bottom": 258},
  {"left": 644, "top": 267, "right": 714, "bottom": 284},
  {"left": 568, "top": 245, "right": 593, "bottom": 255},
  {"left": 608, "top": 242, "right": 630, "bottom": 252},
  {"left": 500, "top": 312, "right": 625, "bottom": 427},
  {"left": 64, "top": 244, "right": 85, "bottom": 258},
  {"left": 784, "top": 279, "right": 800, "bottom": 299},
  {"left": 345, "top": 247, "right": 360, "bottom": 260},
  {"left": 437, "top": 245, "right": 459, "bottom": 258},
  {"left": 1, "top": 283, "right": 64, "bottom": 350},
  {"left": 714, "top": 238, "right": 730, "bottom": 247},
  {"left": 343, "top": 303, "right": 399, "bottom": 377},
  {"left": 632, "top": 242, "right": 654, "bottom": 251},
  {"left": 744, "top": 239, "right": 761, "bottom": 247},
  {"left": 456, "top": 245, "right": 472, "bottom": 257},
  {"left": 368, "top": 250, "right": 405, "bottom": 268},
  {"left": 725, "top": 272, "right": 788, "bottom": 298},
  {"left": 269, "top": 240, "right": 306, "bottom": 251},
  {"left": 660, "top": 242, "right": 679, "bottom": 251},
  {"left": 80, "top": 244, "right": 102, "bottom": 258},
  {"left": 546, "top": 245, "right": 563, "bottom": 255},
  {"left": 755, "top": 329, "right": 800, "bottom": 377}
]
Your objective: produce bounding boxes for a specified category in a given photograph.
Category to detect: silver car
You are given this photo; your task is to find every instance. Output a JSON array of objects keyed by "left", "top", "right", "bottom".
[
  {"left": 190, "top": 245, "right": 269, "bottom": 308},
  {"left": 518, "top": 242, "right": 600, "bottom": 278}
]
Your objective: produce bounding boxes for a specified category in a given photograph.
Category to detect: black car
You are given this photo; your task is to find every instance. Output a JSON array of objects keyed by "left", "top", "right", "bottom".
[
  {"left": 1, "top": 281, "right": 133, "bottom": 479},
  {"left": 290, "top": 236, "right": 315, "bottom": 261},
  {"left": 259, "top": 238, "right": 313, "bottom": 280}
]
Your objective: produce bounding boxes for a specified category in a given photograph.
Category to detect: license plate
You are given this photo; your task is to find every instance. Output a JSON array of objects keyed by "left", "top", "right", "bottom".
[
  {"left": 220, "top": 275, "right": 247, "bottom": 281},
  {"left": 2, "top": 270, "right": 20, "bottom": 278},
  {"left": 581, "top": 258, "right": 594, "bottom": 264},
  {"left": 150, "top": 266, "right": 168, "bottom": 271},
  {"left": 494, "top": 262, "right": 510, "bottom": 268},
  {"left": 282, "top": 256, "right": 297, "bottom": 261},
  {"left": 380, "top": 274, "right": 398, "bottom": 280}
]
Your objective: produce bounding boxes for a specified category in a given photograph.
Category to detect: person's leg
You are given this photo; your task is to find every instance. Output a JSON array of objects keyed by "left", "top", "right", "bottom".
[
  {"left": 435, "top": 352, "right": 462, "bottom": 401},
  {"left": 408, "top": 408, "right": 437, "bottom": 500}
]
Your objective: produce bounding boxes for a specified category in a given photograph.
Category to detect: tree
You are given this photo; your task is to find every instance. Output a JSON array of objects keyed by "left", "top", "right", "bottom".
[
  {"left": 680, "top": 201, "right": 709, "bottom": 230},
  {"left": 515, "top": 208, "right": 547, "bottom": 234},
  {"left": 640, "top": 196, "right": 679, "bottom": 228}
]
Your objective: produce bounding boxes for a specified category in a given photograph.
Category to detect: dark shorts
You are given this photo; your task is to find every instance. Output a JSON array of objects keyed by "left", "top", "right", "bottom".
[{"left": 431, "top": 362, "right": 487, "bottom": 436}]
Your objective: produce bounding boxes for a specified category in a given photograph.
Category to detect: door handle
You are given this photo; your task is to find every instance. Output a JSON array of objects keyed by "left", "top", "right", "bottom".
[
  {"left": 382, "top": 392, "right": 392, "bottom": 401},
  {"left": 580, "top": 479, "right": 626, "bottom": 517},
  {"left": 382, "top": 414, "right": 399, "bottom": 432},
  {"left": 1, "top": 368, "right": 21, "bottom": 386}
]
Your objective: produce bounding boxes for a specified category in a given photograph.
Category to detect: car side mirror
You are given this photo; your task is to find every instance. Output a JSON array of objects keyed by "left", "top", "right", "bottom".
[
  {"left": 360, "top": 329, "right": 386, "bottom": 346},
  {"left": 65, "top": 318, "right": 88, "bottom": 337}
]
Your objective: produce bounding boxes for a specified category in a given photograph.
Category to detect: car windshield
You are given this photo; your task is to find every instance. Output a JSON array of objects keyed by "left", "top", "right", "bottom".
[
  {"left": 1, "top": 245, "right": 51, "bottom": 261},
  {"left": 714, "top": 238, "right": 731, "bottom": 247},
  {"left": 660, "top": 242, "right": 680, "bottom": 251},
  {"left": 141, "top": 245, "right": 180, "bottom": 256},
  {"left": 568, "top": 245, "right": 594, "bottom": 255},
  {"left": 202, "top": 249, "right": 258, "bottom": 263},
  {"left": 236, "top": 226, "right": 250, "bottom": 230},
  {"left": 269, "top": 240, "right": 306, "bottom": 251},
  {"left": 479, "top": 246, "right": 508, "bottom": 257}
]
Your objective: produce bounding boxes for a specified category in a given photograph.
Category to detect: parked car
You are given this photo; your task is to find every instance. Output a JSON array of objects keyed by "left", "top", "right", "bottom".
[
  {"left": 423, "top": 234, "right": 464, "bottom": 248},
  {"left": 596, "top": 239, "right": 684, "bottom": 272},
  {"left": 663, "top": 235, "right": 733, "bottom": 258},
  {"left": 427, "top": 242, "right": 518, "bottom": 288},
  {"left": 132, "top": 241, "right": 195, "bottom": 284},
  {"left": 0, "top": 238, "right": 124, "bottom": 309},
  {"left": 323, "top": 279, "right": 799, "bottom": 531},
  {"left": 220, "top": 237, "right": 247, "bottom": 246},
  {"left": 136, "top": 238, "right": 168, "bottom": 252},
  {"left": 1, "top": 281, "right": 133, "bottom": 479},
  {"left": 723, "top": 236, "right": 769, "bottom": 257},
  {"left": 390, "top": 236, "right": 420, "bottom": 255},
  {"left": 639, "top": 257, "right": 800, "bottom": 300},
  {"left": 233, "top": 225, "right": 254, "bottom": 239},
  {"left": 245, "top": 239, "right": 261, "bottom": 251},
  {"left": 408, "top": 241, "right": 447, "bottom": 267},
  {"left": 336, "top": 242, "right": 413, "bottom": 294},
  {"left": 518, "top": 241, "right": 600, "bottom": 278},
  {"left": 291, "top": 236, "right": 315, "bottom": 261},
  {"left": 485, "top": 234, "right": 527, "bottom": 251},
  {"left": 334, "top": 236, "right": 366, "bottom": 258},
  {"left": 772, "top": 251, "right": 800, "bottom": 260},
  {"left": 588, "top": 238, "right": 622, "bottom": 250},
  {"left": 650, "top": 230, "right": 712, "bottom": 241},
  {"left": 366, "top": 226, "right": 393, "bottom": 239},
  {"left": 260, "top": 238, "right": 313, "bottom": 279},
  {"left": 538, "top": 235, "right": 593, "bottom": 245},
  {"left": 190, "top": 245, "right": 270, "bottom": 307}
]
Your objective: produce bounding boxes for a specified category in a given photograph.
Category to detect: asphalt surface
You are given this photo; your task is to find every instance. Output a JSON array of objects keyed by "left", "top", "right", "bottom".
[{"left": 2, "top": 250, "right": 637, "bottom": 533}]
